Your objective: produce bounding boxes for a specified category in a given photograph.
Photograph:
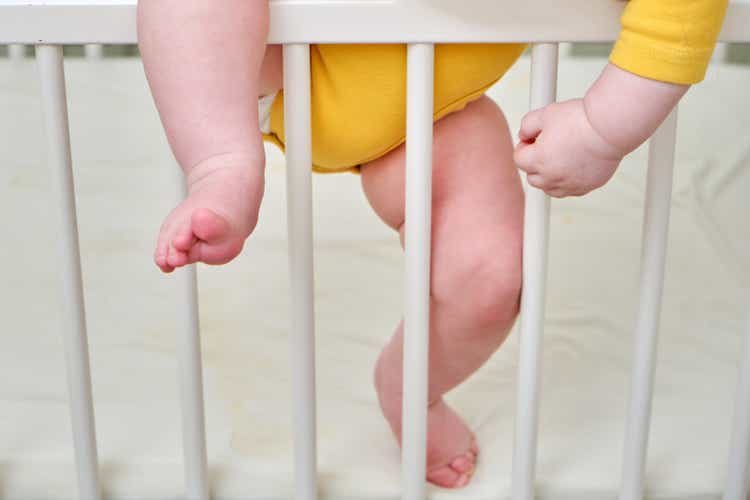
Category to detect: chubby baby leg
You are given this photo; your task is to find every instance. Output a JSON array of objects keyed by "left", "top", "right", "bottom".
[
  {"left": 361, "top": 96, "right": 523, "bottom": 488},
  {"left": 138, "top": 0, "right": 282, "bottom": 271}
]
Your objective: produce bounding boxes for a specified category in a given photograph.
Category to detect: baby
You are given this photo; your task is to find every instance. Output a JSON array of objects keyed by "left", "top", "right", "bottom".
[{"left": 137, "top": 0, "right": 727, "bottom": 489}]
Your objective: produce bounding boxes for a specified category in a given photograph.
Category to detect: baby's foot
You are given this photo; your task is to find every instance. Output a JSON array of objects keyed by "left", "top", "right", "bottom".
[
  {"left": 375, "top": 369, "right": 479, "bottom": 488},
  {"left": 155, "top": 153, "right": 265, "bottom": 272},
  {"left": 423, "top": 399, "right": 479, "bottom": 488}
]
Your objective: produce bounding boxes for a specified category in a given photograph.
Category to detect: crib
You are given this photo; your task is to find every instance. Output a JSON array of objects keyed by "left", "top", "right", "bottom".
[{"left": 1, "top": 1, "right": 750, "bottom": 499}]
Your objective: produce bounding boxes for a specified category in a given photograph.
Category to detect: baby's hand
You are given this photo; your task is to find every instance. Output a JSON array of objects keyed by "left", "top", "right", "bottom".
[{"left": 513, "top": 99, "right": 624, "bottom": 198}]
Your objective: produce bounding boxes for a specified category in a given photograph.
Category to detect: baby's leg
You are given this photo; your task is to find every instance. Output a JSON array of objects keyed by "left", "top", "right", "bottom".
[
  {"left": 361, "top": 96, "right": 523, "bottom": 488},
  {"left": 138, "top": 0, "right": 281, "bottom": 272}
]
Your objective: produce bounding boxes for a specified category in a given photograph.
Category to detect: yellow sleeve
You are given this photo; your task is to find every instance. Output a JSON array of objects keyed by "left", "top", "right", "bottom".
[{"left": 609, "top": 0, "right": 729, "bottom": 84}]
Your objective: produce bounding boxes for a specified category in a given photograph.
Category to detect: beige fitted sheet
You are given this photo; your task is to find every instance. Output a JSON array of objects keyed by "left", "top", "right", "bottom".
[{"left": 0, "top": 54, "right": 748, "bottom": 500}]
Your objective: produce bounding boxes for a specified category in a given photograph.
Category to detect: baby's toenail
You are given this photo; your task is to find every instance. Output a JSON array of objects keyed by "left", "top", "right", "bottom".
[{"left": 451, "top": 455, "right": 475, "bottom": 474}]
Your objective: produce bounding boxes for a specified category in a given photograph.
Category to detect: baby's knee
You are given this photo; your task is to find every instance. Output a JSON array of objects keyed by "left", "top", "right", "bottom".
[{"left": 433, "top": 240, "right": 522, "bottom": 328}]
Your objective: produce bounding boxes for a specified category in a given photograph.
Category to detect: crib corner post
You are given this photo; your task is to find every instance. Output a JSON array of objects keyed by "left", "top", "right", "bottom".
[{"left": 35, "top": 44, "right": 102, "bottom": 500}]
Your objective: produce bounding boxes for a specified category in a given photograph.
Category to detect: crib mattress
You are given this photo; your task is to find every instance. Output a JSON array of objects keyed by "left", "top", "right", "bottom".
[{"left": 0, "top": 55, "right": 748, "bottom": 500}]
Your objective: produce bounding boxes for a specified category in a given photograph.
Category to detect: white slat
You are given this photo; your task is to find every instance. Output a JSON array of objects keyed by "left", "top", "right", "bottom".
[
  {"left": 172, "top": 171, "right": 209, "bottom": 500},
  {"left": 402, "top": 42, "right": 434, "bottom": 500},
  {"left": 722, "top": 305, "right": 750, "bottom": 500},
  {"left": 84, "top": 43, "right": 103, "bottom": 59},
  {"left": 36, "top": 43, "right": 101, "bottom": 500},
  {"left": 8, "top": 43, "right": 25, "bottom": 59},
  {"left": 619, "top": 108, "right": 679, "bottom": 500},
  {"left": 511, "top": 42, "right": 558, "bottom": 500},
  {"left": 283, "top": 43, "right": 318, "bottom": 500}
]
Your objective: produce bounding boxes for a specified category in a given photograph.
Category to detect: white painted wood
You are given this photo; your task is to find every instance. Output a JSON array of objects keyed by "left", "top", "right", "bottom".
[
  {"left": 512, "top": 43, "right": 558, "bottom": 500},
  {"left": 723, "top": 305, "right": 750, "bottom": 500},
  {"left": 1, "top": 1, "right": 749, "bottom": 44},
  {"left": 36, "top": 44, "right": 101, "bottom": 500},
  {"left": 8, "top": 43, "right": 25, "bottom": 59},
  {"left": 283, "top": 43, "right": 318, "bottom": 500},
  {"left": 401, "top": 42, "right": 434, "bottom": 500},
  {"left": 84, "top": 43, "right": 103, "bottom": 59},
  {"left": 171, "top": 170, "right": 209, "bottom": 500},
  {"left": 619, "top": 108, "right": 679, "bottom": 500}
]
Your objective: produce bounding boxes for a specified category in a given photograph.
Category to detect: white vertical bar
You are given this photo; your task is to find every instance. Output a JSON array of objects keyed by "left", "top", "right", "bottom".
[
  {"left": 511, "top": 42, "right": 558, "bottom": 500},
  {"left": 84, "top": 44, "right": 104, "bottom": 60},
  {"left": 722, "top": 305, "right": 750, "bottom": 500},
  {"left": 402, "top": 42, "right": 434, "bottom": 500},
  {"left": 172, "top": 171, "right": 209, "bottom": 500},
  {"left": 619, "top": 108, "right": 678, "bottom": 500},
  {"left": 9, "top": 43, "right": 26, "bottom": 60},
  {"left": 36, "top": 44, "right": 101, "bottom": 500},
  {"left": 712, "top": 42, "right": 730, "bottom": 62},
  {"left": 283, "top": 43, "right": 318, "bottom": 500}
]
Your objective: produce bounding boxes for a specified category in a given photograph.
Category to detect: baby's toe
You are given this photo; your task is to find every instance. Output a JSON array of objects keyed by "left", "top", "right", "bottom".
[
  {"left": 155, "top": 239, "right": 171, "bottom": 271},
  {"left": 154, "top": 251, "right": 167, "bottom": 269},
  {"left": 470, "top": 439, "right": 479, "bottom": 457},
  {"left": 427, "top": 464, "right": 472, "bottom": 489},
  {"left": 155, "top": 216, "right": 180, "bottom": 270},
  {"left": 172, "top": 224, "right": 197, "bottom": 252},
  {"left": 191, "top": 208, "right": 231, "bottom": 243},
  {"left": 187, "top": 239, "right": 243, "bottom": 266},
  {"left": 166, "top": 244, "right": 189, "bottom": 268},
  {"left": 450, "top": 451, "right": 476, "bottom": 475},
  {"left": 155, "top": 252, "right": 174, "bottom": 273},
  {"left": 427, "top": 441, "right": 478, "bottom": 489}
]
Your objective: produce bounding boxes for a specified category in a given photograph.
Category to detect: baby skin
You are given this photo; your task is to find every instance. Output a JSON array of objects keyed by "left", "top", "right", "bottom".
[{"left": 138, "top": 0, "right": 688, "bottom": 489}]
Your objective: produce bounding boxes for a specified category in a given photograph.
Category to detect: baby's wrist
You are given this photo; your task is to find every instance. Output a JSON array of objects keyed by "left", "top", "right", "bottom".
[
  {"left": 583, "top": 63, "right": 688, "bottom": 156},
  {"left": 581, "top": 92, "right": 630, "bottom": 159}
]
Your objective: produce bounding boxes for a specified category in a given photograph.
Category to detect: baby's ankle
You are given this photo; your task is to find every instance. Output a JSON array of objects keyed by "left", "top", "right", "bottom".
[{"left": 185, "top": 151, "right": 265, "bottom": 190}]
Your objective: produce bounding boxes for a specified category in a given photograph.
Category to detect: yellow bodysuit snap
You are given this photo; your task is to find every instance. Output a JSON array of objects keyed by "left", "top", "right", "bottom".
[{"left": 263, "top": 43, "right": 527, "bottom": 173}]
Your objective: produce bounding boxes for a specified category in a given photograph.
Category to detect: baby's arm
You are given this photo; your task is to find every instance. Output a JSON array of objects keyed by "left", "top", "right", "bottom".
[{"left": 514, "top": 0, "right": 728, "bottom": 198}]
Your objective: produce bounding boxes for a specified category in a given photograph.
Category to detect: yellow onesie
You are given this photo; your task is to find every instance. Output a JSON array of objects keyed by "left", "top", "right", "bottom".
[
  {"left": 263, "top": 43, "right": 526, "bottom": 173},
  {"left": 263, "top": 0, "right": 728, "bottom": 173}
]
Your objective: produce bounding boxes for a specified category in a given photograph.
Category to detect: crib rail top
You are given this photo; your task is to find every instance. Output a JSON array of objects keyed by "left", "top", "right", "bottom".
[{"left": 1, "top": 0, "right": 749, "bottom": 45}]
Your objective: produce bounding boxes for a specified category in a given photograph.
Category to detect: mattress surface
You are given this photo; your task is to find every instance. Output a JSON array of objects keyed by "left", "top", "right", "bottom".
[{"left": 0, "top": 54, "right": 748, "bottom": 500}]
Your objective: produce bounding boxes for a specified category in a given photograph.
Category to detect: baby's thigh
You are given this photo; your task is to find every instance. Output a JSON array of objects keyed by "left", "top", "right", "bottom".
[
  {"left": 431, "top": 96, "right": 523, "bottom": 258},
  {"left": 259, "top": 45, "right": 283, "bottom": 97},
  {"left": 361, "top": 95, "right": 523, "bottom": 245}
]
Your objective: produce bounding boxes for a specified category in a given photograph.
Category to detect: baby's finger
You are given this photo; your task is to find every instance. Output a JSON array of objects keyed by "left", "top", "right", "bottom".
[
  {"left": 546, "top": 186, "right": 569, "bottom": 198},
  {"left": 513, "top": 142, "right": 539, "bottom": 174},
  {"left": 526, "top": 174, "right": 548, "bottom": 191},
  {"left": 518, "top": 108, "right": 544, "bottom": 143}
]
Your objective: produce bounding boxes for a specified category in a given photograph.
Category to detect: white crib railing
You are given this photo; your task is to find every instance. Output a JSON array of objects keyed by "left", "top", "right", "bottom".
[
  {"left": 35, "top": 44, "right": 101, "bottom": 500},
  {"left": 283, "top": 43, "right": 318, "bottom": 500},
  {"left": 512, "top": 43, "right": 556, "bottom": 500},
  {"left": 2, "top": 1, "right": 750, "bottom": 500}
]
